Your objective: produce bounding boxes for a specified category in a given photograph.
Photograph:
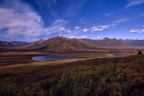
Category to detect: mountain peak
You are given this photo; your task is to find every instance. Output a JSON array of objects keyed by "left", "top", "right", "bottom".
[
  {"left": 47, "top": 36, "right": 67, "bottom": 41},
  {"left": 54, "top": 36, "right": 66, "bottom": 39},
  {"left": 103, "top": 37, "right": 110, "bottom": 40}
]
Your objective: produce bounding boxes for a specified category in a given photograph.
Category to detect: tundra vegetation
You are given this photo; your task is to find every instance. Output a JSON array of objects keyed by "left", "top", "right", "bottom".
[{"left": 0, "top": 54, "right": 144, "bottom": 96}]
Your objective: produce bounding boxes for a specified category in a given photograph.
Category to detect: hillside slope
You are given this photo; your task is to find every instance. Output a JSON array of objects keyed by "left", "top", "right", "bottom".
[{"left": 27, "top": 36, "right": 99, "bottom": 51}]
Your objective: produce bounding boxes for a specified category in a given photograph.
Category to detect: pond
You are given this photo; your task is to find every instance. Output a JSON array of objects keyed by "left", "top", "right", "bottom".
[{"left": 32, "top": 56, "right": 77, "bottom": 61}]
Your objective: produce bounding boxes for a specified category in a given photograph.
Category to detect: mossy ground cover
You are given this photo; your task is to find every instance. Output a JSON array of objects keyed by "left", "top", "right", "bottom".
[{"left": 0, "top": 54, "right": 144, "bottom": 96}]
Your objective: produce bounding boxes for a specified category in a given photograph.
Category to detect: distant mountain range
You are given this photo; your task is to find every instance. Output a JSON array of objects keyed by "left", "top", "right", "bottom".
[
  {"left": 122, "top": 40, "right": 144, "bottom": 46},
  {"left": 80, "top": 37, "right": 128, "bottom": 47},
  {"left": 0, "top": 37, "right": 144, "bottom": 52},
  {"left": 0, "top": 40, "right": 30, "bottom": 47}
]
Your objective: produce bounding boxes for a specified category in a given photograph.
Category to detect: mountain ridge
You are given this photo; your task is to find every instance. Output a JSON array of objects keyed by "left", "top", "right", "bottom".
[
  {"left": 26, "top": 36, "right": 99, "bottom": 51},
  {"left": 122, "top": 40, "right": 144, "bottom": 46},
  {"left": 1, "top": 36, "right": 144, "bottom": 52},
  {"left": 20, "top": 36, "right": 130, "bottom": 51},
  {"left": 0, "top": 40, "right": 30, "bottom": 47}
]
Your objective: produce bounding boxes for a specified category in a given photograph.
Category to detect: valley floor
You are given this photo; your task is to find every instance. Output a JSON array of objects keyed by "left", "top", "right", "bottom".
[
  {"left": 0, "top": 47, "right": 141, "bottom": 67},
  {"left": 0, "top": 48, "right": 144, "bottom": 96}
]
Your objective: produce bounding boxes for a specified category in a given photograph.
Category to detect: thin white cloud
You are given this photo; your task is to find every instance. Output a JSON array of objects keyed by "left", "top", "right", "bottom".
[
  {"left": 70, "top": 36, "right": 75, "bottom": 38},
  {"left": 79, "top": 36, "right": 87, "bottom": 39},
  {"left": 75, "top": 26, "right": 80, "bottom": 29},
  {"left": 126, "top": 0, "right": 144, "bottom": 7},
  {"left": 91, "top": 26, "right": 109, "bottom": 32},
  {"left": 0, "top": 4, "right": 44, "bottom": 41},
  {"left": 83, "top": 28, "right": 89, "bottom": 32},
  {"left": 79, "top": 17, "right": 85, "bottom": 21},
  {"left": 69, "top": 35, "right": 87, "bottom": 39},
  {"left": 0, "top": 0, "right": 73, "bottom": 41},
  {"left": 58, "top": 27, "right": 72, "bottom": 35},
  {"left": 89, "top": 18, "right": 129, "bottom": 33},
  {"left": 130, "top": 29, "right": 141, "bottom": 33},
  {"left": 74, "top": 25, "right": 109, "bottom": 34},
  {"left": 0, "top": 0, "right": 71, "bottom": 41},
  {"left": 130, "top": 29, "right": 144, "bottom": 33},
  {"left": 141, "top": 29, "right": 144, "bottom": 32},
  {"left": 101, "top": 18, "right": 129, "bottom": 30},
  {"left": 67, "top": 30, "right": 72, "bottom": 33},
  {"left": 112, "top": 26, "right": 117, "bottom": 29},
  {"left": 58, "top": 27, "right": 66, "bottom": 32},
  {"left": 52, "top": 19, "right": 67, "bottom": 26},
  {"left": 113, "top": 18, "right": 128, "bottom": 24},
  {"left": 97, "top": 36, "right": 100, "bottom": 39},
  {"left": 43, "top": 19, "right": 70, "bottom": 36}
]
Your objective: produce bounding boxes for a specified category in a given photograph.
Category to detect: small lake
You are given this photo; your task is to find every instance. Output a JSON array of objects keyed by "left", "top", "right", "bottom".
[{"left": 32, "top": 56, "right": 77, "bottom": 61}]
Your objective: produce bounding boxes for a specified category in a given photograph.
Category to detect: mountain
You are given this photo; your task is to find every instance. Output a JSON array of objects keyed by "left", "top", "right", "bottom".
[
  {"left": 26, "top": 37, "right": 129, "bottom": 51},
  {"left": 122, "top": 40, "right": 144, "bottom": 46},
  {"left": 10, "top": 41, "right": 30, "bottom": 47},
  {"left": 27, "top": 36, "right": 99, "bottom": 51},
  {"left": 0, "top": 37, "right": 131, "bottom": 52},
  {"left": 0, "top": 40, "right": 30, "bottom": 47},
  {"left": 80, "top": 37, "right": 129, "bottom": 47},
  {"left": 0, "top": 40, "right": 12, "bottom": 47}
]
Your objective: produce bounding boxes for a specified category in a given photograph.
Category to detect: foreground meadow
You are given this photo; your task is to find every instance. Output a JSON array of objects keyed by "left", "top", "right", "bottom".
[{"left": 0, "top": 51, "right": 144, "bottom": 96}]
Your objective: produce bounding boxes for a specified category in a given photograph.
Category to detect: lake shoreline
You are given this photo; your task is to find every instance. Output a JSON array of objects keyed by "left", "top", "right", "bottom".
[{"left": 32, "top": 55, "right": 78, "bottom": 61}]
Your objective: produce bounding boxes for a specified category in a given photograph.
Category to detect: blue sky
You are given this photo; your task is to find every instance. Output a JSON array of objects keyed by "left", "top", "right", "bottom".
[{"left": 0, "top": 0, "right": 144, "bottom": 41}]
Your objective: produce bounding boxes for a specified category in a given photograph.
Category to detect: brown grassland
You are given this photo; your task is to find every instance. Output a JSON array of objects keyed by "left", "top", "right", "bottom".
[{"left": 0, "top": 48, "right": 144, "bottom": 96}]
